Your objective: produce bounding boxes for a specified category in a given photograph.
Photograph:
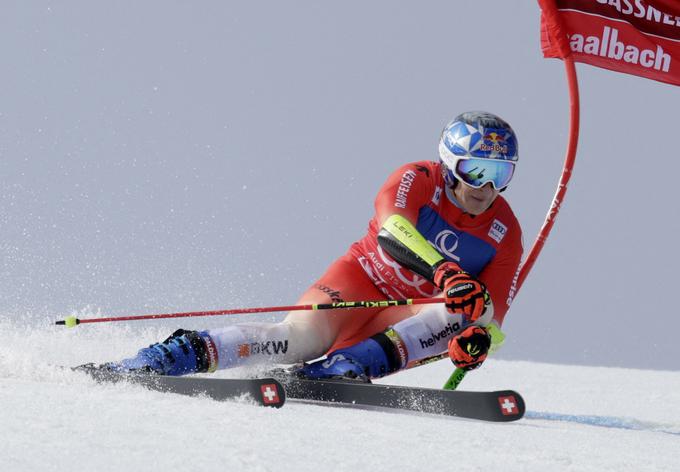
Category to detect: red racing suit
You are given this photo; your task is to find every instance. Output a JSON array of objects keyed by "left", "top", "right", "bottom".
[
  {"left": 350, "top": 160, "right": 522, "bottom": 325},
  {"left": 205, "top": 160, "right": 523, "bottom": 370},
  {"left": 297, "top": 160, "right": 523, "bottom": 355}
]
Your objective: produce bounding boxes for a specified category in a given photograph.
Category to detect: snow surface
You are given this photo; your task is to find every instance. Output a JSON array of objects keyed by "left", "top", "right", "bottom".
[{"left": 1, "top": 319, "right": 679, "bottom": 472}]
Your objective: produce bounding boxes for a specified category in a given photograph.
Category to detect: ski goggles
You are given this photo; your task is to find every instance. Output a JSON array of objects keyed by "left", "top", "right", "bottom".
[{"left": 445, "top": 157, "right": 515, "bottom": 190}]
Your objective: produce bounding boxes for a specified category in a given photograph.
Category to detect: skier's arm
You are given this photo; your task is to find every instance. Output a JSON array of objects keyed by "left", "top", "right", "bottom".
[
  {"left": 372, "top": 163, "right": 491, "bottom": 322},
  {"left": 372, "top": 163, "right": 445, "bottom": 280},
  {"left": 373, "top": 163, "right": 435, "bottom": 228},
  {"left": 378, "top": 214, "right": 445, "bottom": 280},
  {"left": 378, "top": 215, "right": 490, "bottom": 322}
]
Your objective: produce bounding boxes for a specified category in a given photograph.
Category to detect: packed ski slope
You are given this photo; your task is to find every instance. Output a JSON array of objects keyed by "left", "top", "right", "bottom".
[{"left": 1, "top": 318, "right": 678, "bottom": 472}]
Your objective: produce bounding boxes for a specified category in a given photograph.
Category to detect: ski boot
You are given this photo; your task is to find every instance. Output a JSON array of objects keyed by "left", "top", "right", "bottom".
[
  {"left": 296, "top": 333, "right": 401, "bottom": 382},
  {"left": 79, "top": 329, "right": 219, "bottom": 377}
]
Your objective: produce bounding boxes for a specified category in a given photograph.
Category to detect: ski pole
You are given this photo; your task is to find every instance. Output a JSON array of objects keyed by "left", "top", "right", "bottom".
[
  {"left": 443, "top": 368, "right": 467, "bottom": 391},
  {"left": 442, "top": 323, "right": 506, "bottom": 391},
  {"left": 55, "top": 297, "right": 443, "bottom": 328}
]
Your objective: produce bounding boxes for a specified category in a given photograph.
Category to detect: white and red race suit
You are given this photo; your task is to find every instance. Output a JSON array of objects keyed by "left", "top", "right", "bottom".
[{"left": 206, "top": 161, "right": 522, "bottom": 370}]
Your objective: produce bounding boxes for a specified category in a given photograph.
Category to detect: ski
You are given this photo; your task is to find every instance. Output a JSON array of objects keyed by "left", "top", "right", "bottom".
[
  {"left": 277, "top": 377, "right": 524, "bottom": 422},
  {"left": 74, "top": 365, "right": 522, "bottom": 419},
  {"left": 76, "top": 366, "right": 285, "bottom": 408}
]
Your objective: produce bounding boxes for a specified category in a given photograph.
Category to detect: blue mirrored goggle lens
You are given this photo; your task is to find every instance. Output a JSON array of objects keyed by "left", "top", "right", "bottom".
[{"left": 454, "top": 158, "right": 515, "bottom": 189}]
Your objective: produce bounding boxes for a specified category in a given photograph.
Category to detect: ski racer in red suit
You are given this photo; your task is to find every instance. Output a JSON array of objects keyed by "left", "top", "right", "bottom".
[{"left": 96, "top": 112, "right": 523, "bottom": 380}]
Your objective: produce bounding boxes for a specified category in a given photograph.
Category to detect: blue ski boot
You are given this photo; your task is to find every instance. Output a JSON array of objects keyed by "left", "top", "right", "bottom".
[
  {"left": 100, "top": 329, "right": 219, "bottom": 376},
  {"left": 297, "top": 332, "right": 403, "bottom": 381}
]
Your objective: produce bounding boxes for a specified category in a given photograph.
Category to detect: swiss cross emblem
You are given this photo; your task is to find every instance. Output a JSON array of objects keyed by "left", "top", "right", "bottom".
[
  {"left": 261, "top": 384, "right": 280, "bottom": 405},
  {"left": 498, "top": 395, "right": 519, "bottom": 415}
]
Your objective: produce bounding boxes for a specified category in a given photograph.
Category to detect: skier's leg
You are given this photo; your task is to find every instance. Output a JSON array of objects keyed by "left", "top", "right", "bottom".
[
  {"left": 101, "top": 253, "right": 387, "bottom": 375},
  {"left": 206, "top": 253, "right": 390, "bottom": 368},
  {"left": 298, "top": 302, "right": 493, "bottom": 380}
]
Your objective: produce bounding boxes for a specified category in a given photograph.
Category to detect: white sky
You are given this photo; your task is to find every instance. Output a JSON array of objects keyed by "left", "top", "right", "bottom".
[{"left": 1, "top": 1, "right": 679, "bottom": 370}]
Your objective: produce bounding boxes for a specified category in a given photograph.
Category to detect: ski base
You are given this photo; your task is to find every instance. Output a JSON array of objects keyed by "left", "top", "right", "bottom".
[
  {"left": 77, "top": 366, "right": 285, "bottom": 408},
  {"left": 278, "top": 377, "right": 524, "bottom": 422}
]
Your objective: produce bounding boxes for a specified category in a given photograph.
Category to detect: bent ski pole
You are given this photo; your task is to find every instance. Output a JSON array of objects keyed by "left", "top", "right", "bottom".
[{"left": 55, "top": 297, "right": 443, "bottom": 328}]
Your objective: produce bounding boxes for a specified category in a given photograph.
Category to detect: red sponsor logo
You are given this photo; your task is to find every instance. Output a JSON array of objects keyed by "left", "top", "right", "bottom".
[
  {"left": 203, "top": 335, "right": 219, "bottom": 373},
  {"left": 480, "top": 132, "right": 509, "bottom": 153},
  {"left": 238, "top": 344, "right": 251, "bottom": 358},
  {"left": 261, "top": 384, "right": 280, "bottom": 405},
  {"left": 498, "top": 395, "right": 519, "bottom": 415},
  {"left": 484, "top": 132, "right": 505, "bottom": 143}
]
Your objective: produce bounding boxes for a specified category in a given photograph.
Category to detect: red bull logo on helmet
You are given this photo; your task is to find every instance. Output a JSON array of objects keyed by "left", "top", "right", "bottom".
[{"left": 480, "top": 132, "right": 509, "bottom": 154}]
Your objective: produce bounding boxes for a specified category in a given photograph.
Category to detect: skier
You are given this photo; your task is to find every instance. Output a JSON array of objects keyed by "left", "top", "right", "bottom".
[{"left": 96, "top": 111, "right": 523, "bottom": 381}]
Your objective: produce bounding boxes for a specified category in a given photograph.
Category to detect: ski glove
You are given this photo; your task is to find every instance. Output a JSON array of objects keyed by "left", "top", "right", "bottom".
[
  {"left": 448, "top": 325, "right": 491, "bottom": 370},
  {"left": 433, "top": 261, "right": 489, "bottom": 322}
]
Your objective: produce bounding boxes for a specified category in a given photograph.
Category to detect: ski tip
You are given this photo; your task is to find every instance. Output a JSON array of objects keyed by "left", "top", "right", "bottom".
[{"left": 495, "top": 390, "right": 526, "bottom": 421}]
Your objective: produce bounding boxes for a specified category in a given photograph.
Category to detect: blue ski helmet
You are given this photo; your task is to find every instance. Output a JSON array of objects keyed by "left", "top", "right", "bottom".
[{"left": 438, "top": 112, "right": 519, "bottom": 190}]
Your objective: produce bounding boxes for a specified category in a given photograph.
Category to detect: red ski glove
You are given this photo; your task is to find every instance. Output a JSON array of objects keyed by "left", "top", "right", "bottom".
[
  {"left": 433, "top": 262, "right": 489, "bottom": 322},
  {"left": 448, "top": 325, "right": 491, "bottom": 370}
]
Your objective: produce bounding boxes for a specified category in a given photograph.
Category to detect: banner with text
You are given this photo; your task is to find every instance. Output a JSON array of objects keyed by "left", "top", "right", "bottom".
[{"left": 539, "top": 0, "right": 680, "bottom": 86}]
